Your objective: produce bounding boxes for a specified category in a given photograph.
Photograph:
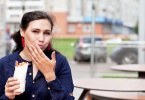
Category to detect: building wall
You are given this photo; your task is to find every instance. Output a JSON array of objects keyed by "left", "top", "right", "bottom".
[
  {"left": 65, "top": 23, "right": 103, "bottom": 38},
  {"left": 6, "top": 0, "right": 45, "bottom": 32},
  {"left": 52, "top": 12, "right": 68, "bottom": 38},
  {"left": 81, "top": 0, "right": 139, "bottom": 28},
  {"left": 121, "top": 0, "right": 139, "bottom": 27},
  {"left": 46, "top": 0, "right": 67, "bottom": 12},
  {"left": 4, "top": 0, "right": 139, "bottom": 38}
]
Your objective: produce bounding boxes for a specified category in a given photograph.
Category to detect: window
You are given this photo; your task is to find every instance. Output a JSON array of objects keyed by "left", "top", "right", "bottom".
[
  {"left": 8, "top": 7, "right": 22, "bottom": 10},
  {"left": 11, "top": 0, "right": 41, "bottom": 1},
  {"left": 10, "top": 14, "right": 20, "bottom": 18},
  {"left": 83, "top": 37, "right": 102, "bottom": 43},
  {"left": 68, "top": 25, "right": 75, "bottom": 32},
  {"left": 83, "top": 25, "right": 91, "bottom": 32}
]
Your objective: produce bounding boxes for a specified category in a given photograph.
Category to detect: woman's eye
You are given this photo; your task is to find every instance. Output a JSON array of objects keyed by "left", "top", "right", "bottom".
[
  {"left": 33, "top": 31, "right": 39, "bottom": 34},
  {"left": 44, "top": 32, "right": 51, "bottom": 35}
]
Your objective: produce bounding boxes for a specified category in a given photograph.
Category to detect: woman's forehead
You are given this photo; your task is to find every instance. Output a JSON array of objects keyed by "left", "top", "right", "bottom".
[{"left": 28, "top": 19, "right": 51, "bottom": 30}]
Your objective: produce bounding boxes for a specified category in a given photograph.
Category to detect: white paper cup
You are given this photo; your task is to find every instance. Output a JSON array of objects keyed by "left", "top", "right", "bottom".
[{"left": 13, "top": 62, "right": 28, "bottom": 93}]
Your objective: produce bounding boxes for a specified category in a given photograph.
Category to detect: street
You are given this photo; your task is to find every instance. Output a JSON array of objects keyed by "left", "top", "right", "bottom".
[{"left": 69, "top": 59, "right": 137, "bottom": 99}]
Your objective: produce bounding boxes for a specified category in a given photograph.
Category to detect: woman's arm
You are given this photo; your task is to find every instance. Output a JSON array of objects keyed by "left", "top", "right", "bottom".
[
  {"left": 28, "top": 45, "right": 75, "bottom": 99},
  {"left": 0, "top": 94, "right": 9, "bottom": 100},
  {"left": 0, "top": 62, "right": 8, "bottom": 100},
  {"left": 0, "top": 62, "right": 21, "bottom": 100},
  {"left": 46, "top": 57, "right": 75, "bottom": 100}
]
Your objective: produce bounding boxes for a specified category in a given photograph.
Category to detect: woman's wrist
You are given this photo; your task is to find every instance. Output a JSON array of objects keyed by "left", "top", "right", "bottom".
[
  {"left": 45, "top": 72, "right": 56, "bottom": 82},
  {"left": 6, "top": 95, "right": 14, "bottom": 100}
]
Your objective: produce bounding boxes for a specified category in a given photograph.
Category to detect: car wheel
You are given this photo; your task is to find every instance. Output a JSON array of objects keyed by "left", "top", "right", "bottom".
[
  {"left": 74, "top": 57, "right": 77, "bottom": 61},
  {"left": 98, "top": 57, "right": 106, "bottom": 63},
  {"left": 119, "top": 52, "right": 137, "bottom": 64},
  {"left": 74, "top": 56, "right": 82, "bottom": 62}
]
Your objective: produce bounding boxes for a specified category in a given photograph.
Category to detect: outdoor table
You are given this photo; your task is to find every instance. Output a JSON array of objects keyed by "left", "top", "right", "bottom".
[
  {"left": 111, "top": 64, "right": 145, "bottom": 78},
  {"left": 89, "top": 90, "right": 145, "bottom": 100},
  {"left": 74, "top": 78, "right": 145, "bottom": 100}
]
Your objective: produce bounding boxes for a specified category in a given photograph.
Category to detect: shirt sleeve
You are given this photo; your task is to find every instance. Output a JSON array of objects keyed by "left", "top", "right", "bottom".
[
  {"left": 0, "top": 62, "right": 9, "bottom": 100},
  {"left": 46, "top": 57, "right": 75, "bottom": 100},
  {"left": 0, "top": 94, "right": 9, "bottom": 100}
]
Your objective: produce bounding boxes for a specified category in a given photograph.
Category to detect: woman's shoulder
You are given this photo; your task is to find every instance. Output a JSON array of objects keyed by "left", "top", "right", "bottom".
[
  {"left": 0, "top": 51, "right": 19, "bottom": 64},
  {"left": 45, "top": 50, "right": 69, "bottom": 64},
  {"left": 55, "top": 52, "right": 68, "bottom": 61},
  {"left": 45, "top": 50, "right": 67, "bottom": 61}
]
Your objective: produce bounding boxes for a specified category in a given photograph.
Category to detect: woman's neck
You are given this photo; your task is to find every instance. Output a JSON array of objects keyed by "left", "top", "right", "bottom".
[{"left": 19, "top": 47, "right": 32, "bottom": 61}]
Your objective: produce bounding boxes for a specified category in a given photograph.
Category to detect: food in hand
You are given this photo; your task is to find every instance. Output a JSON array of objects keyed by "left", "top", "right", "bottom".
[{"left": 13, "top": 61, "right": 28, "bottom": 93}]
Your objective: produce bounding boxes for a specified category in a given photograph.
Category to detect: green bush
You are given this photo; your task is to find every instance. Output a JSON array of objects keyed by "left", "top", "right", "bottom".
[{"left": 52, "top": 38, "right": 77, "bottom": 60}]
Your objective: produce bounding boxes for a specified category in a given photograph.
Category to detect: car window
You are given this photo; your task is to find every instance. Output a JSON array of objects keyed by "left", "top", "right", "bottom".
[{"left": 83, "top": 37, "right": 102, "bottom": 43}]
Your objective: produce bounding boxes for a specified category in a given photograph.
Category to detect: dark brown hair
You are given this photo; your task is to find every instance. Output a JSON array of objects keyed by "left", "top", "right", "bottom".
[{"left": 12, "top": 10, "right": 57, "bottom": 53}]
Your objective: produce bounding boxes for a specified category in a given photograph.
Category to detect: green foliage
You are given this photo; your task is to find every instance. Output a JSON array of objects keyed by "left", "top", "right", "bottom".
[
  {"left": 52, "top": 38, "right": 77, "bottom": 60},
  {"left": 52, "top": 38, "right": 119, "bottom": 59},
  {"left": 134, "top": 23, "right": 138, "bottom": 34}
]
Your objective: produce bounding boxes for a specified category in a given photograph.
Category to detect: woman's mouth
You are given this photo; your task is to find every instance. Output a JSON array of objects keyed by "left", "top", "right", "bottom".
[{"left": 38, "top": 45, "right": 43, "bottom": 48}]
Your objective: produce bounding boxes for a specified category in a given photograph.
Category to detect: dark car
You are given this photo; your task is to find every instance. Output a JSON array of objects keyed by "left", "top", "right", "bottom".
[
  {"left": 73, "top": 35, "right": 107, "bottom": 62},
  {"left": 110, "top": 44, "right": 138, "bottom": 64}
]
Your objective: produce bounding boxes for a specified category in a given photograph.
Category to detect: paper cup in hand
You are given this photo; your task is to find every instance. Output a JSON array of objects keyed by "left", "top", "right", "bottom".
[{"left": 13, "top": 61, "right": 28, "bottom": 93}]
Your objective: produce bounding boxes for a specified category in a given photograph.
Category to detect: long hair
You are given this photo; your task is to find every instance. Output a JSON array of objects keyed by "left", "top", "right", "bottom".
[{"left": 12, "top": 10, "right": 58, "bottom": 53}]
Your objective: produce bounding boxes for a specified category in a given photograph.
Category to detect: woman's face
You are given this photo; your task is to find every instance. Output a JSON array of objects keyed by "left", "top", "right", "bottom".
[{"left": 21, "top": 19, "right": 52, "bottom": 51}]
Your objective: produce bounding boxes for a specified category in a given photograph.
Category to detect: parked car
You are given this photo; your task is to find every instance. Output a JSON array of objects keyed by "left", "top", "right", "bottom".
[
  {"left": 73, "top": 35, "right": 107, "bottom": 62},
  {"left": 110, "top": 44, "right": 138, "bottom": 64}
]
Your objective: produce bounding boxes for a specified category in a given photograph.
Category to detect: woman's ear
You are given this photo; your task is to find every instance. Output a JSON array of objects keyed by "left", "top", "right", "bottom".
[{"left": 20, "top": 28, "right": 24, "bottom": 37}]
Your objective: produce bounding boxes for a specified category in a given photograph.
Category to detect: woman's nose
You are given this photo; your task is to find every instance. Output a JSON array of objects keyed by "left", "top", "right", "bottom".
[{"left": 39, "top": 34, "right": 44, "bottom": 41}]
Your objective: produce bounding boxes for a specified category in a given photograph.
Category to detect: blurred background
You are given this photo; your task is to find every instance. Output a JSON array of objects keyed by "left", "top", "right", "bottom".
[{"left": 0, "top": 0, "right": 145, "bottom": 99}]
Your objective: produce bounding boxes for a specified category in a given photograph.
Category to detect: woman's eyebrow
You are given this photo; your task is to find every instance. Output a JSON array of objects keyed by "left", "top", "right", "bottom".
[
  {"left": 45, "top": 30, "right": 51, "bottom": 32},
  {"left": 31, "top": 28, "right": 40, "bottom": 31},
  {"left": 31, "top": 28, "right": 51, "bottom": 31}
]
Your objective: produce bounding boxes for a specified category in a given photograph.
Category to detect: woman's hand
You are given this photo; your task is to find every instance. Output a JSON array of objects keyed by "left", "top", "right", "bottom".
[
  {"left": 5, "top": 77, "right": 21, "bottom": 99},
  {"left": 29, "top": 44, "right": 56, "bottom": 82}
]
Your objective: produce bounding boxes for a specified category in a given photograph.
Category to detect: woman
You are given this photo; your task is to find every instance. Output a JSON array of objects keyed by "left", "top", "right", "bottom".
[{"left": 0, "top": 11, "right": 74, "bottom": 100}]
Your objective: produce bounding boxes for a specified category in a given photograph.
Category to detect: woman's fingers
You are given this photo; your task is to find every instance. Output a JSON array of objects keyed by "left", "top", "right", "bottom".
[
  {"left": 51, "top": 51, "right": 56, "bottom": 70},
  {"left": 5, "top": 77, "right": 19, "bottom": 89},
  {"left": 9, "top": 80, "right": 20, "bottom": 86},
  {"left": 51, "top": 51, "right": 56, "bottom": 61},
  {"left": 31, "top": 45, "right": 42, "bottom": 59},
  {"left": 5, "top": 78, "right": 18, "bottom": 87},
  {"left": 7, "top": 77, "right": 17, "bottom": 83},
  {"left": 15, "top": 61, "right": 18, "bottom": 66},
  {"left": 29, "top": 53, "right": 38, "bottom": 65},
  {"left": 29, "top": 44, "right": 48, "bottom": 62},
  {"left": 35, "top": 44, "right": 48, "bottom": 59},
  {"left": 5, "top": 85, "right": 20, "bottom": 92},
  {"left": 28, "top": 44, "right": 56, "bottom": 74},
  {"left": 13, "top": 92, "right": 22, "bottom": 95},
  {"left": 5, "top": 77, "right": 21, "bottom": 99},
  {"left": 29, "top": 45, "right": 40, "bottom": 63}
]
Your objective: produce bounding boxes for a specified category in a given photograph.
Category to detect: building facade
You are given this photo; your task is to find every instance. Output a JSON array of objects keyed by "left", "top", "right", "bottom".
[
  {"left": 66, "top": 0, "right": 139, "bottom": 38},
  {"left": 0, "top": 0, "right": 6, "bottom": 58},
  {"left": 4, "top": 0, "right": 139, "bottom": 38},
  {"left": 5, "top": 0, "right": 45, "bottom": 33}
]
